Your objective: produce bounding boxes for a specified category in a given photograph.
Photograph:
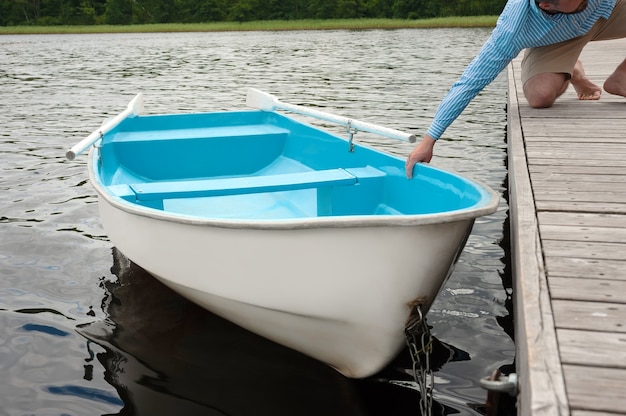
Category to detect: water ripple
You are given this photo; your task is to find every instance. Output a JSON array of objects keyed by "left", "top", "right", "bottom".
[
  {"left": 45, "top": 385, "right": 124, "bottom": 406},
  {"left": 21, "top": 323, "right": 71, "bottom": 337}
]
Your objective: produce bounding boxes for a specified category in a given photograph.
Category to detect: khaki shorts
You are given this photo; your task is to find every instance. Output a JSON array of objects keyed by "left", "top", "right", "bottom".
[{"left": 521, "top": 0, "right": 626, "bottom": 84}]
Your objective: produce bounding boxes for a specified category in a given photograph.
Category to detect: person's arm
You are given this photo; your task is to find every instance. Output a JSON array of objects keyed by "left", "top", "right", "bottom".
[
  {"left": 406, "top": 23, "right": 523, "bottom": 178},
  {"left": 427, "top": 37, "right": 516, "bottom": 140}
]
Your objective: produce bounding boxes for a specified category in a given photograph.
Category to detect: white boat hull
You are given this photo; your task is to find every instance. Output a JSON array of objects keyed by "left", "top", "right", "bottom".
[{"left": 97, "top": 195, "right": 473, "bottom": 378}]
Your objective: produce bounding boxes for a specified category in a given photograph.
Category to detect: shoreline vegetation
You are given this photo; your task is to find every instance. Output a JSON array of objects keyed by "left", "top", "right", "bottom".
[{"left": 0, "top": 16, "right": 497, "bottom": 35}]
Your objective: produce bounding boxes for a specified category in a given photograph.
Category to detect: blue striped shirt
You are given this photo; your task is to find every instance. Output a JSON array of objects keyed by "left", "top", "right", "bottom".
[{"left": 427, "top": 0, "right": 615, "bottom": 140}]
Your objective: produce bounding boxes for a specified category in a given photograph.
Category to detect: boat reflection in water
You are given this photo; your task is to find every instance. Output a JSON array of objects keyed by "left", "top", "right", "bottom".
[{"left": 77, "top": 248, "right": 474, "bottom": 415}]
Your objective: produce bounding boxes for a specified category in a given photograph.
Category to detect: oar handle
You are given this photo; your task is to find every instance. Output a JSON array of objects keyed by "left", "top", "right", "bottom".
[
  {"left": 246, "top": 88, "right": 416, "bottom": 143},
  {"left": 66, "top": 93, "right": 144, "bottom": 160}
]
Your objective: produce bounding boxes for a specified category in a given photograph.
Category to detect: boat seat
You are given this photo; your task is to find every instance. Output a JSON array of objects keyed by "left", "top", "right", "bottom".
[
  {"left": 111, "top": 124, "right": 290, "bottom": 142},
  {"left": 127, "top": 167, "right": 384, "bottom": 201}
]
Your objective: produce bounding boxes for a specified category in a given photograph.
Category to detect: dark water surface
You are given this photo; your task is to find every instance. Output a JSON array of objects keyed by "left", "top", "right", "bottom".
[{"left": 0, "top": 29, "right": 513, "bottom": 415}]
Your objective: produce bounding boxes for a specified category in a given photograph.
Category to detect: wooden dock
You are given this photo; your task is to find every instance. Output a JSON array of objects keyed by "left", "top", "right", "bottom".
[{"left": 508, "top": 38, "right": 626, "bottom": 415}]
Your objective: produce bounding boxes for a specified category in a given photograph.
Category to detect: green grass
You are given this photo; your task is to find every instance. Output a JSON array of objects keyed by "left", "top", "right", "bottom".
[{"left": 0, "top": 16, "right": 498, "bottom": 35}]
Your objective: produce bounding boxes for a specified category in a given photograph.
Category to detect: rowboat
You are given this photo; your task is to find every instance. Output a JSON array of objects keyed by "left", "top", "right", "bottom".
[{"left": 67, "top": 89, "right": 499, "bottom": 378}]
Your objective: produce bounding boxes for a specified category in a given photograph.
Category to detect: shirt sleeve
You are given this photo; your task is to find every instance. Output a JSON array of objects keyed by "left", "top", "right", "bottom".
[{"left": 426, "top": 28, "right": 522, "bottom": 140}]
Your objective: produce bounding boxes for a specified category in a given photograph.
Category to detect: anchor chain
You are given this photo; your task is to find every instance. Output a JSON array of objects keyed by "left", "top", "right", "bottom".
[{"left": 405, "top": 303, "right": 434, "bottom": 416}]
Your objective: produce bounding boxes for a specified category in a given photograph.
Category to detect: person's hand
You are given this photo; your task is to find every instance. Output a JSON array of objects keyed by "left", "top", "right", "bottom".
[{"left": 405, "top": 135, "right": 436, "bottom": 179}]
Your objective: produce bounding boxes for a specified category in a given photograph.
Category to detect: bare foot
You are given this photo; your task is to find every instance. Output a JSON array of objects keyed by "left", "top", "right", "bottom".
[
  {"left": 604, "top": 69, "right": 626, "bottom": 98},
  {"left": 571, "top": 60, "right": 602, "bottom": 100}
]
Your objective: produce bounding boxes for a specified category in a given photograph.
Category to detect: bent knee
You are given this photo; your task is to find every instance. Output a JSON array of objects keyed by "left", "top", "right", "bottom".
[
  {"left": 523, "top": 73, "right": 568, "bottom": 108},
  {"left": 525, "top": 91, "right": 558, "bottom": 108}
]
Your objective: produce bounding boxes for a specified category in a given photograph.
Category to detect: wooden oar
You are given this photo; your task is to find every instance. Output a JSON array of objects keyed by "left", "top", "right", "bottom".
[
  {"left": 246, "top": 88, "right": 416, "bottom": 143},
  {"left": 66, "top": 93, "right": 144, "bottom": 160}
]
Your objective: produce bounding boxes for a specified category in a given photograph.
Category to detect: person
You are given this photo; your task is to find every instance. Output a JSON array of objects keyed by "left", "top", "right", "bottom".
[{"left": 405, "top": 0, "right": 626, "bottom": 178}]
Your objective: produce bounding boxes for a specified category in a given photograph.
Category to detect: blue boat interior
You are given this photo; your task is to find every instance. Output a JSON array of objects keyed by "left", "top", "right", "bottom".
[{"left": 95, "top": 110, "right": 490, "bottom": 219}]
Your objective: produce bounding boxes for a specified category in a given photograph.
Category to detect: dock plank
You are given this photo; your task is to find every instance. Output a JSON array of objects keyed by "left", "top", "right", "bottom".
[
  {"left": 535, "top": 201, "right": 626, "bottom": 214},
  {"left": 538, "top": 211, "right": 626, "bottom": 227},
  {"left": 544, "top": 257, "right": 626, "bottom": 280},
  {"left": 558, "top": 329, "right": 626, "bottom": 368},
  {"left": 518, "top": 121, "right": 626, "bottom": 138},
  {"left": 540, "top": 224, "right": 626, "bottom": 243},
  {"left": 533, "top": 181, "right": 623, "bottom": 192},
  {"left": 525, "top": 143, "right": 626, "bottom": 153},
  {"left": 527, "top": 150, "right": 626, "bottom": 160},
  {"left": 527, "top": 157, "right": 626, "bottom": 167},
  {"left": 530, "top": 164, "right": 626, "bottom": 175},
  {"left": 542, "top": 240, "right": 626, "bottom": 260},
  {"left": 550, "top": 277, "right": 626, "bottom": 302},
  {"left": 563, "top": 365, "right": 626, "bottom": 414},
  {"left": 552, "top": 300, "right": 626, "bottom": 333},
  {"left": 534, "top": 190, "right": 626, "bottom": 204}
]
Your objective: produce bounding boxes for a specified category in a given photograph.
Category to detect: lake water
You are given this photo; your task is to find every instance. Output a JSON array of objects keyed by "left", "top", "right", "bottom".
[{"left": 0, "top": 29, "right": 514, "bottom": 415}]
